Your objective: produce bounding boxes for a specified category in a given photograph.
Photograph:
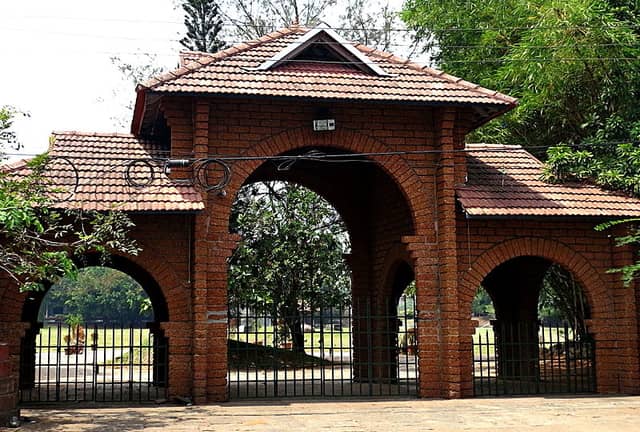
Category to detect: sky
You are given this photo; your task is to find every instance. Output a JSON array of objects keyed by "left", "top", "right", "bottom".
[{"left": 0, "top": 0, "right": 409, "bottom": 158}]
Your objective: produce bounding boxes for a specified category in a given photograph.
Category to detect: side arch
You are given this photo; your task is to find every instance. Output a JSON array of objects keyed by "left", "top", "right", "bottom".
[
  {"left": 459, "top": 236, "right": 613, "bottom": 320},
  {"left": 381, "top": 242, "right": 415, "bottom": 303}
]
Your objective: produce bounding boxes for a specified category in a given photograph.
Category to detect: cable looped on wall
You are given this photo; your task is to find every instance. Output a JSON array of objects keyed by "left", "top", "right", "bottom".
[
  {"left": 41, "top": 156, "right": 80, "bottom": 202},
  {"left": 124, "top": 159, "right": 157, "bottom": 188},
  {"left": 194, "top": 159, "right": 232, "bottom": 191},
  {"left": 122, "top": 157, "right": 232, "bottom": 192}
]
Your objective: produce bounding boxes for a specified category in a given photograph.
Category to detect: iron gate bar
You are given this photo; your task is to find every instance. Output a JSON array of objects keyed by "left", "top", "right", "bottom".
[
  {"left": 227, "top": 296, "right": 419, "bottom": 399},
  {"left": 20, "top": 321, "right": 168, "bottom": 405},
  {"left": 472, "top": 321, "right": 595, "bottom": 396}
]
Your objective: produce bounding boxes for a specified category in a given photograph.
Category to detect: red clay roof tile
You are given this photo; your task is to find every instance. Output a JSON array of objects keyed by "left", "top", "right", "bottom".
[
  {"left": 7, "top": 132, "right": 204, "bottom": 212},
  {"left": 457, "top": 144, "right": 640, "bottom": 218},
  {"left": 139, "top": 26, "right": 517, "bottom": 109}
]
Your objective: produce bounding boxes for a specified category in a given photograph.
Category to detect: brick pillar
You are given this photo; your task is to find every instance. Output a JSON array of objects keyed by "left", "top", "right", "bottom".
[
  {"left": 605, "top": 224, "right": 640, "bottom": 394},
  {"left": 435, "top": 107, "right": 463, "bottom": 398},
  {"left": 159, "top": 322, "right": 193, "bottom": 398},
  {"left": 0, "top": 322, "right": 28, "bottom": 427},
  {"left": 0, "top": 343, "right": 18, "bottom": 427},
  {"left": 344, "top": 244, "right": 372, "bottom": 381},
  {"left": 402, "top": 235, "right": 441, "bottom": 397},
  {"left": 191, "top": 98, "right": 213, "bottom": 403}
]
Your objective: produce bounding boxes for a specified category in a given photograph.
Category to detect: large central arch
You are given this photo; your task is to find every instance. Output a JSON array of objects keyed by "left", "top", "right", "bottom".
[{"left": 221, "top": 128, "right": 429, "bottom": 398}]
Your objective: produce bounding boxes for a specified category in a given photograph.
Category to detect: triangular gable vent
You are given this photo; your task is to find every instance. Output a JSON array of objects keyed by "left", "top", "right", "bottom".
[{"left": 256, "top": 27, "right": 391, "bottom": 76}]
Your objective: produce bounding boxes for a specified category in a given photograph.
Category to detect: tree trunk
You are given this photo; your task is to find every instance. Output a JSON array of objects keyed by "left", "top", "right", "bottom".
[{"left": 285, "top": 311, "right": 305, "bottom": 353}]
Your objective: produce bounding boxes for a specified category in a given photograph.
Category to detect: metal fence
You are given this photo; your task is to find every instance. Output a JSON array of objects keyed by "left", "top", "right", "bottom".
[
  {"left": 19, "top": 322, "right": 168, "bottom": 404},
  {"left": 228, "top": 296, "right": 418, "bottom": 398},
  {"left": 473, "top": 321, "right": 596, "bottom": 396}
]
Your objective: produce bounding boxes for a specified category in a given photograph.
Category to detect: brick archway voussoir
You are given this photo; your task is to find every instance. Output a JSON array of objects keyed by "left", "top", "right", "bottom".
[
  {"left": 460, "top": 237, "right": 613, "bottom": 319},
  {"left": 224, "top": 127, "right": 430, "bottom": 236}
]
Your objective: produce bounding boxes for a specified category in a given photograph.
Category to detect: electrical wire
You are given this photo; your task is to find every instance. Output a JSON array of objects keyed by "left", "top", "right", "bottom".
[
  {"left": 3, "top": 25, "right": 639, "bottom": 51},
  {"left": 5, "top": 15, "right": 640, "bottom": 33},
  {"left": 6, "top": 139, "right": 637, "bottom": 195},
  {"left": 4, "top": 139, "right": 637, "bottom": 160}
]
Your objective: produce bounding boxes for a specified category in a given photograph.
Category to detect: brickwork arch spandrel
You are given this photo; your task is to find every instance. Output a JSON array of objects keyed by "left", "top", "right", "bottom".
[
  {"left": 459, "top": 237, "right": 613, "bottom": 319},
  {"left": 0, "top": 241, "right": 186, "bottom": 324},
  {"left": 123, "top": 240, "right": 188, "bottom": 322},
  {"left": 222, "top": 127, "right": 431, "bottom": 237}
]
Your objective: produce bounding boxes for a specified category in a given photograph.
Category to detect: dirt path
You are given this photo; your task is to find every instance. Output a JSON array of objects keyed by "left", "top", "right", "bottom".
[{"left": 13, "top": 395, "right": 640, "bottom": 432}]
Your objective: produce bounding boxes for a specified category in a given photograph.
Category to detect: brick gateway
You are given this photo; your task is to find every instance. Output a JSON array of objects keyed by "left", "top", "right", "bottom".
[{"left": 1, "top": 26, "right": 640, "bottom": 414}]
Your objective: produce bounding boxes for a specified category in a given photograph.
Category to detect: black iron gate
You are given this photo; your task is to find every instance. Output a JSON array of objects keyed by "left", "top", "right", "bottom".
[
  {"left": 473, "top": 321, "right": 596, "bottom": 396},
  {"left": 228, "top": 296, "right": 418, "bottom": 398},
  {"left": 19, "top": 322, "right": 168, "bottom": 404}
]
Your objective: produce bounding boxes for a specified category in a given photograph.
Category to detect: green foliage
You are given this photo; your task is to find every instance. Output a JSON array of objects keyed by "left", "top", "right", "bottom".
[
  {"left": 229, "top": 182, "right": 350, "bottom": 351},
  {"left": 40, "top": 267, "right": 153, "bottom": 323},
  {"left": 64, "top": 313, "right": 83, "bottom": 328},
  {"left": 402, "top": 0, "right": 640, "bottom": 152},
  {"left": 595, "top": 218, "right": 640, "bottom": 285},
  {"left": 229, "top": 182, "right": 350, "bottom": 312},
  {"left": 180, "top": 0, "right": 226, "bottom": 53},
  {"left": 544, "top": 142, "right": 640, "bottom": 196},
  {"left": 0, "top": 106, "right": 19, "bottom": 151},
  {"left": 1, "top": 108, "right": 140, "bottom": 291},
  {"left": 472, "top": 288, "right": 495, "bottom": 317}
]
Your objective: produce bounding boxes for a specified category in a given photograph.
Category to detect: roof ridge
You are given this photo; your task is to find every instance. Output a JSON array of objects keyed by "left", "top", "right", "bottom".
[
  {"left": 356, "top": 46, "right": 517, "bottom": 106},
  {"left": 52, "top": 130, "right": 139, "bottom": 138},
  {"left": 465, "top": 143, "right": 523, "bottom": 149},
  {"left": 139, "top": 25, "right": 309, "bottom": 91},
  {"left": 0, "top": 157, "right": 31, "bottom": 172}
]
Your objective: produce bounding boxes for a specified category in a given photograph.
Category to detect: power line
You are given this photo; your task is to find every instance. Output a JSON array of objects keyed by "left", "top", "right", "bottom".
[
  {"left": 7, "top": 24, "right": 639, "bottom": 51},
  {"left": 4, "top": 139, "right": 637, "bottom": 161},
  {"left": 5, "top": 15, "right": 640, "bottom": 33}
]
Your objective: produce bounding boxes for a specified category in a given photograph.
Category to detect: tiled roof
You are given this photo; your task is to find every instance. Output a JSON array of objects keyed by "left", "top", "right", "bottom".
[
  {"left": 457, "top": 144, "right": 640, "bottom": 217},
  {"left": 137, "top": 26, "right": 516, "bottom": 110},
  {"left": 8, "top": 132, "right": 204, "bottom": 212}
]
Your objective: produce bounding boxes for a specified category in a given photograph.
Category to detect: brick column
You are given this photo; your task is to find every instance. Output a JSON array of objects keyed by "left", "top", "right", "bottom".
[
  {"left": 403, "top": 235, "right": 441, "bottom": 397},
  {"left": 0, "top": 343, "right": 18, "bottom": 427},
  {"left": 435, "top": 107, "right": 464, "bottom": 398},
  {"left": 159, "top": 322, "right": 193, "bottom": 398},
  {"left": 191, "top": 99, "right": 212, "bottom": 403},
  {"left": 605, "top": 224, "right": 640, "bottom": 394},
  {"left": 0, "top": 323, "right": 28, "bottom": 426}
]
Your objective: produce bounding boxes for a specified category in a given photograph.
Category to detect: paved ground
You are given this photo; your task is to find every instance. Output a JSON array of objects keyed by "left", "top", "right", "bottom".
[{"left": 10, "top": 395, "right": 640, "bottom": 431}]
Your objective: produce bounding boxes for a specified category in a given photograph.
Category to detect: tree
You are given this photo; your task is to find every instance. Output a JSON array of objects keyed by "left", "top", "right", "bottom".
[
  {"left": 180, "top": 0, "right": 226, "bottom": 53},
  {"left": 1, "top": 107, "right": 139, "bottom": 291},
  {"left": 220, "top": 0, "right": 336, "bottom": 39},
  {"left": 539, "top": 264, "right": 589, "bottom": 335},
  {"left": 39, "top": 267, "right": 152, "bottom": 323},
  {"left": 402, "top": 0, "right": 640, "bottom": 287},
  {"left": 0, "top": 106, "right": 24, "bottom": 153},
  {"left": 472, "top": 288, "right": 495, "bottom": 317},
  {"left": 229, "top": 182, "right": 350, "bottom": 352},
  {"left": 109, "top": 55, "right": 167, "bottom": 128},
  {"left": 402, "top": 0, "right": 640, "bottom": 154},
  {"left": 338, "top": 0, "right": 403, "bottom": 51}
]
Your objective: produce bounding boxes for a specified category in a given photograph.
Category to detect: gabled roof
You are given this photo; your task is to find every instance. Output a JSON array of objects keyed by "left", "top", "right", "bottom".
[
  {"left": 8, "top": 132, "right": 204, "bottom": 212},
  {"left": 255, "top": 27, "right": 391, "bottom": 76},
  {"left": 457, "top": 144, "right": 640, "bottom": 218},
  {"left": 133, "top": 25, "right": 516, "bottom": 134}
]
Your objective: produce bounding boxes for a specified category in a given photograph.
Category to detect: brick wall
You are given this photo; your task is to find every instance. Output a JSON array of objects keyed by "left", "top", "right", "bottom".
[
  {"left": 1, "top": 93, "right": 638, "bottom": 408},
  {"left": 456, "top": 216, "right": 640, "bottom": 395}
]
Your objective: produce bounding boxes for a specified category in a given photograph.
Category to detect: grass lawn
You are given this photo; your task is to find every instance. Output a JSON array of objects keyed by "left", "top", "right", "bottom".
[
  {"left": 229, "top": 326, "right": 353, "bottom": 350},
  {"left": 36, "top": 326, "right": 152, "bottom": 352}
]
